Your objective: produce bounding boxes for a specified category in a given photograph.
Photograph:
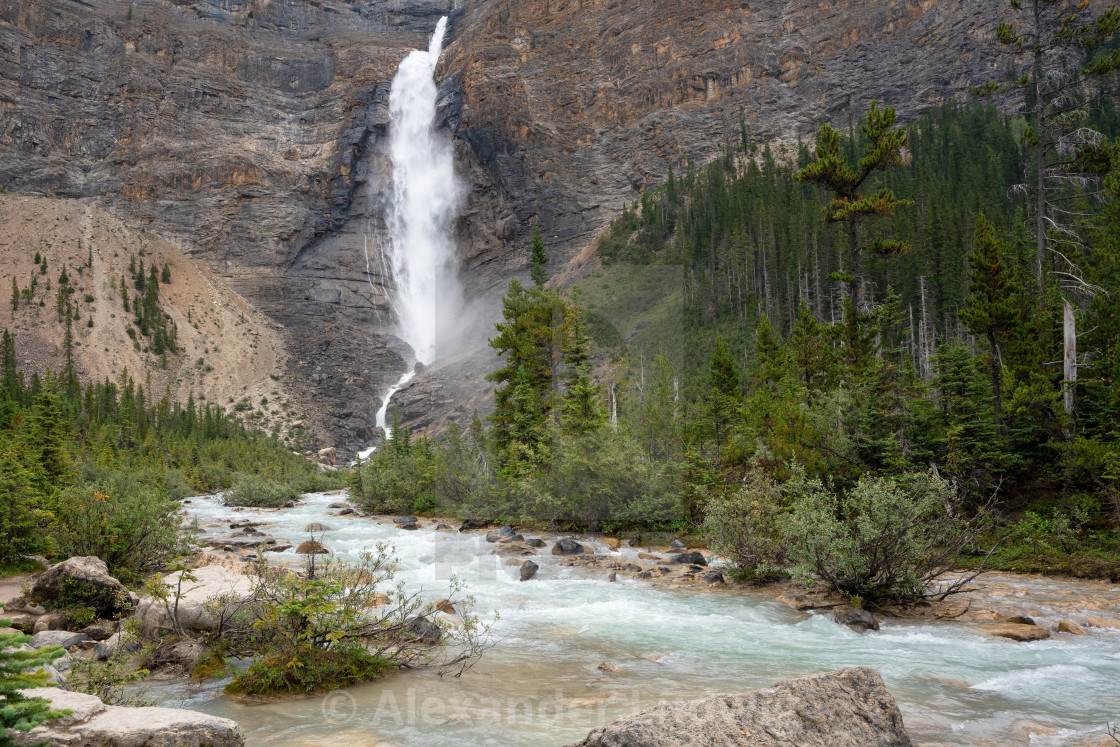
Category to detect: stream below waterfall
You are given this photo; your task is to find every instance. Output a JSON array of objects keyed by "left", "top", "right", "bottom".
[{"left": 144, "top": 492, "right": 1120, "bottom": 746}]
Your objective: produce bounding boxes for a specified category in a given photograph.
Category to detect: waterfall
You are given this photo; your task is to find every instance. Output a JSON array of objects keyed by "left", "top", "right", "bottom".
[
  {"left": 383, "top": 15, "right": 459, "bottom": 366},
  {"left": 361, "top": 16, "right": 458, "bottom": 457}
]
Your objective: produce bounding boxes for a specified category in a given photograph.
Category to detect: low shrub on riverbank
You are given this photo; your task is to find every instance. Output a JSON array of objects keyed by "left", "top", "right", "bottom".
[
  {"left": 704, "top": 468, "right": 993, "bottom": 602},
  {"left": 222, "top": 473, "right": 299, "bottom": 508}
]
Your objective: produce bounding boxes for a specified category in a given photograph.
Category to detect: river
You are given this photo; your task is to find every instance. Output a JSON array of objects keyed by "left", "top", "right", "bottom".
[{"left": 146, "top": 492, "right": 1120, "bottom": 746}]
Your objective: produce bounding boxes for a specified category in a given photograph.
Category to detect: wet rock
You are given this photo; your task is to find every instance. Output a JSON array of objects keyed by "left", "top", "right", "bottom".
[
  {"left": 520, "top": 560, "right": 539, "bottom": 582},
  {"left": 604, "top": 538, "right": 621, "bottom": 551},
  {"left": 493, "top": 541, "right": 536, "bottom": 557},
  {"left": 327, "top": 503, "right": 348, "bottom": 509},
  {"left": 526, "top": 538, "right": 546, "bottom": 548},
  {"left": 983, "top": 624, "right": 1051, "bottom": 642},
  {"left": 670, "top": 552, "right": 706, "bottom": 566},
  {"left": 1086, "top": 615, "right": 1120, "bottom": 630},
  {"left": 568, "top": 667, "right": 911, "bottom": 746},
  {"left": 638, "top": 571, "right": 652, "bottom": 579},
  {"left": 597, "top": 662, "right": 624, "bottom": 674},
  {"left": 295, "top": 540, "right": 329, "bottom": 554},
  {"left": 702, "top": 571, "right": 725, "bottom": 584},
  {"left": 435, "top": 524, "right": 453, "bottom": 531},
  {"left": 669, "top": 539, "right": 686, "bottom": 550},
  {"left": 30, "top": 630, "right": 89, "bottom": 650},
  {"left": 1004, "top": 615, "right": 1037, "bottom": 626},
  {"left": 552, "top": 538, "right": 585, "bottom": 555},
  {"left": 145, "top": 639, "right": 205, "bottom": 674},
  {"left": 638, "top": 552, "right": 661, "bottom": 560},
  {"left": 303, "top": 522, "right": 333, "bottom": 533},
  {"left": 266, "top": 544, "right": 292, "bottom": 553},
  {"left": 459, "top": 520, "right": 487, "bottom": 532},
  {"left": 405, "top": 616, "right": 441, "bottom": 644},
  {"left": 831, "top": 607, "right": 880, "bottom": 633},
  {"left": 338, "top": 508, "right": 356, "bottom": 516},
  {"left": 398, "top": 520, "right": 420, "bottom": 530},
  {"left": 486, "top": 526, "right": 523, "bottom": 543},
  {"left": 433, "top": 599, "right": 455, "bottom": 614},
  {"left": 393, "top": 516, "right": 419, "bottom": 524},
  {"left": 608, "top": 572, "right": 618, "bottom": 582},
  {"left": 1057, "top": 620, "right": 1086, "bottom": 635},
  {"left": 17, "top": 686, "right": 243, "bottom": 746}
]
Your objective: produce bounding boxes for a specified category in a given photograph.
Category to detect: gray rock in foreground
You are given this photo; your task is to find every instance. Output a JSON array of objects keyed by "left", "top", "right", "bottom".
[
  {"left": 15, "top": 687, "right": 243, "bottom": 746},
  {"left": 568, "top": 667, "right": 911, "bottom": 747}
]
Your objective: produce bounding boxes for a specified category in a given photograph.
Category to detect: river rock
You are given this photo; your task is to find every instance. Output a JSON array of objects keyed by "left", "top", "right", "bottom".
[
  {"left": 145, "top": 638, "right": 206, "bottom": 674},
  {"left": 1057, "top": 620, "right": 1087, "bottom": 635},
  {"left": 405, "top": 616, "right": 441, "bottom": 644},
  {"left": 669, "top": 539, "right": 686, "bottom": 550},
  {"left": 14, "top": 687, "right": 243, "bottom": 746},
  {"left": 79, "top": 624, "right": 114, "bottom": 641},
  {"left": 1004, "top": 615, "right": 1037, "bottom": 626},
  {"left": 303, "top": 522, "right": 333, "bottom": 533},
  {"left": 486, "top": 526, "right": 523, "bottom": 543},
  {"left": 459, "top": 520, "right": 487, "bottom": 532},
  {"left": 30, "top": 630, "right": 89, "bottom": 650},
  {"left": 597, "top": 662, "right": 624, "bottom": 674},
  {"left": 337, "top": 508, "right": 356, "bottom": 516},
  {"left": 526, "top": 538, "right": 546, "bottom": 548},
  {"left": 832, "top": 607, "right": 881, "bottom": 633},
  {"left": 432, "top": 599, "right": 455, "bottom": 614},
  {"left": 983, "top": 623, "right": 1051, "bottom": 642},
  {"left": 29, "top": 556, "right": 130, "bottom": 617},
  {"left": 702, "top": 571, "right": 725, "bottom": 584},
  {"left": 393, "top": 516, "right": 419, "bottom": 524},
  {"left": 670, "top": 552, "right": 707, "bottom": 566},
  {"left": 568, "top": 667, "right": 911, "bottom": 746},
  {"left": 553, "top": 539, "right": 585, "bottom": 555},
  {"left": 608, "top": 572, "right": 618, "bottom": 582},
  {"left": 1086, "top": 615, "right": 1120, "bottom": 630},
  {"left": 134, "top": 566, "right": 254, "bottom": 638},
  {"left": 520, "top": 560, "right": 539, "bottom": 582},
  {"left": 328, "top": 503, "right": 348, "bottom": 509}
]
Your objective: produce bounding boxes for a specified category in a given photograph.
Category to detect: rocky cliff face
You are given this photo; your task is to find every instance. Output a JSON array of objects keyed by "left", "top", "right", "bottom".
[{"left": 0, "top": 0, "right": 1013, "bottom": 452}]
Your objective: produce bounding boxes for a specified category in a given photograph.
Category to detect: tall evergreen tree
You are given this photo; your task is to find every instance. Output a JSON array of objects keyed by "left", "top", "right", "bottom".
[{"left": 530, "top": 222, "right": 548, "bottom": 289}]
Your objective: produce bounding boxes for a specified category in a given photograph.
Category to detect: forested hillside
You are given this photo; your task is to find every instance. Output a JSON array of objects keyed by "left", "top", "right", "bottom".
[{"left": 358, "top": 99, "right": 1120, "bottom": 582}]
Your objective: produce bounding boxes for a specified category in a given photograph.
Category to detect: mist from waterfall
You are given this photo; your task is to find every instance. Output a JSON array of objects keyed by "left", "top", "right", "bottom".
[
  {"left": 362, "top": 16, "right": 458, "bottom": 455},
  {"left": 383, "top": 15, "right": 460, "bottom": 367}
]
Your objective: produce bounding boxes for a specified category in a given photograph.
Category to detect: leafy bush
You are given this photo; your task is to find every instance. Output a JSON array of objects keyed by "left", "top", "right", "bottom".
[
  {"left": 782, "top": 472, "right": 991, "bottom": 601},
  {"left": 222, "top": 473, "right": 299, "bottom": 508},
  {"left": 52, "top": 466, "right": 193, "bottom": 585},
  {"left": 205, "top": 545, "right": 491, "bottom": 696},
  {"left": 702, "top": 470, "right": 788, "bottom": 581}
]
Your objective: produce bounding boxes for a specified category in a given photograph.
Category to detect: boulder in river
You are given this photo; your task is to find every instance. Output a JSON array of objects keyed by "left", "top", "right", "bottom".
[
  {"left": 520, "top": 560, "right": 539, "bottom": 582},
  {"left": 303, "top": 522, "right": 333, "bottom": 533},
  {"left": 982, "top": 623, "right": 1051, "bottom": 642},
  {"left": 831, "top": 607, "right": 880, "bottom": 633},
  {"left": 405, "top": 616, "right": 441, "bottom": 644},
  {"left": 526, "top": 538, "right": 546, "bottom": 548},
  {"left": 486, "top": 526, "right": 523, "bottom": 543},
  {"left": 670, "top": 552, "right": 706, "bottom": 566},
  {"left": 393, "top": 516, "right": 419, "bottom": 524},
  {"left": 702, "top": 571, "right": 725, "bottom": 584},
  {"left": 14, "top": 687, "right": 243, "bottom": 746},
  {"left": 459, "top": 520, "right": 487, "bottom": 532},
  {"left": 1057, "top": 620, "right": 1086, "bottom": 635},
  {"left": 552, "top": 538, "right": 585, "bottom": 555},
  {"left": 567, "top": 667, "right": 911, "bottom": 747}
]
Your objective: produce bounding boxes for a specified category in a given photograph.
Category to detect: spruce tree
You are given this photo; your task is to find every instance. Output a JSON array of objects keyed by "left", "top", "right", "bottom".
[
  {"left": 529, "top": 223, "right": 547, "bottom": 289},
  {"left": 0, "top": 620, "right": 67, "bottom": 745},
  {"left": 9, "top": 279, "right": 16, "bottom": 318},
  {"left": 960, "top": 214, "right": 1019, "bottom": 425}
]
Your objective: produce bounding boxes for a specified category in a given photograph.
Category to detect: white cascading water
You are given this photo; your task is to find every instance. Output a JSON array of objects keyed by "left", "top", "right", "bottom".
[{"left": 362, "top": 16, "right": 459, "bottom": 456}]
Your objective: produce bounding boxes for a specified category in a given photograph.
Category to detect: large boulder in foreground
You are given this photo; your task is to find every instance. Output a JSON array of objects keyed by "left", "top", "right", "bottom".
[
  {"left": 568, "top": 667, "right": 911, "bottom": 747},
  {"left": 29, "top": 556, "right": 131, "bottom": 617},
  {"left": 134, "top": 566, "right": 253, "bottom": 638},
  {"left": 15, "top": 687, "right": 243, "bottom": 746}
]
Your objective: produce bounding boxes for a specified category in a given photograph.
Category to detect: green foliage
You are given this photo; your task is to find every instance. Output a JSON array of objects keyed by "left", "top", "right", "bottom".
[
  {"left": 529, "top": 222, "right": 548, "bottom": 289},
  {"left": 222, "top": 472, "right": 299, "bottom": 508},
  {"left": 0, "top": 613, "right": 69, "bottom": 746},
  {"left": 211, "top": 547, "right": 490, "bottom": 696},
  {"left": 702, "top": 469, "right": 789, "bottom": 581}
]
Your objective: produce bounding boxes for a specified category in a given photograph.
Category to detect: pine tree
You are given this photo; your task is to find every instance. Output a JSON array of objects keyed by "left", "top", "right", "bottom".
[
  {"left": 529, "top": 222, "right": 548, "bottom": 289},
  {"left": 0, "top": 621, "right": 67, "bottom": 744},
  {"left": 9, "top": 279, "right": 16, "bottom": 318},
  {"left": 706, "top": 336, "right": 742, "bottom": 457},
  {"left": 960, "top": 214, "right": 1019, "bottom": 425},
  {"left": 160, "top": 264, "right": 171, "bottom": 284},
  {"left": 795, "top": 102, "right": 913, "bottom": 312}
]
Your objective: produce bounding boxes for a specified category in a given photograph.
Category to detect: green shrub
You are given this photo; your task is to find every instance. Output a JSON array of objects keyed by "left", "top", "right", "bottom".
[
  {"left": 702, "top": 470, "right": 788, "bottom": 582},
  {"left": 222, "top": 473, "right": 299, "bottom": 508},
  {"left": 52, "top": 466, "right": 193, "bottom": 586},
  {"left": 0, "top": 614, "right": 69, "bottom": 741},
  {"left": 783, "top": 472, "right": 990, "bottom": 602}
]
